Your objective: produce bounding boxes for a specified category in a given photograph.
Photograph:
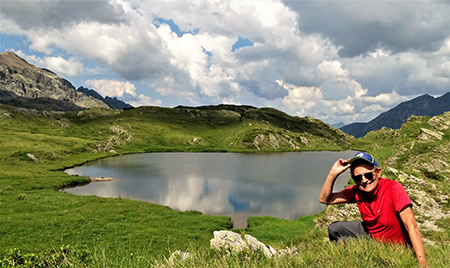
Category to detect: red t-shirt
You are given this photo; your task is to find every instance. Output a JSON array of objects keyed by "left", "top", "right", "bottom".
[{"left": 342, "top": 178, "right": 412, "bottom": 245}]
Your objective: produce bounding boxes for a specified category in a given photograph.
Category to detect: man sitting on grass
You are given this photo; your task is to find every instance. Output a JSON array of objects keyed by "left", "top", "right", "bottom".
[{"left": 319, "top": 151, "right": 428, "bottom": 267}]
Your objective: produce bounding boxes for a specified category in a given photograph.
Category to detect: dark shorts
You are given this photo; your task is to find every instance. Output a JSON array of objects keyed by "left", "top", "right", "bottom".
[{"left": 328, "top": 221, "right": 369, "bottom": 241}]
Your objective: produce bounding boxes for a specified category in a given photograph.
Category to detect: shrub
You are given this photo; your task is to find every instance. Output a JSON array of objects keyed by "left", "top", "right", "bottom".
[{"left": 0, "top": 245, "right": 91, "bottom": 268}]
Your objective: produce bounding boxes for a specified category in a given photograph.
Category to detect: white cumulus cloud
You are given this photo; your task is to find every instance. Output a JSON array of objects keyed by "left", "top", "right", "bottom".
[
  {"left": 13, "top": 50, "right": 101, "bottom": 77},
  {"left": 84, "top": 79, "right": 162, "bottom": 107},
  {"left": 1, "top": 0, "right": 448, "bottom": 124},
  {"left": 85, "top": 79, "right": 137, "bottom": 98}
]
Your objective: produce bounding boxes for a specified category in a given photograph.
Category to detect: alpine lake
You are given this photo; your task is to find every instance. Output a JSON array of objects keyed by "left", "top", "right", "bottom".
[{"left": 64, "top": 151, "right": 356, "bottom": 228}]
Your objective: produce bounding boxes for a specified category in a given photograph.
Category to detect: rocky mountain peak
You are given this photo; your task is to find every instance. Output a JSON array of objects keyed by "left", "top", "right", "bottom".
[
  {"left": 0, "top": 51, "right": 110, "bottom": 111},
  {"left": 0, "top": 51, "right": 37, "bottom": 69}
]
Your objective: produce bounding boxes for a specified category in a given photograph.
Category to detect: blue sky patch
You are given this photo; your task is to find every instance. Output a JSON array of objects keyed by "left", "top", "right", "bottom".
[
  {"left": 231, "top": 37, "right": 254, "bottom": 52},
  {"left": 1, "top": 34, "right": 30, "bottom": 53},
  {"left": 153, "top": 18, "right": 198, "bottom": 37},
  {"left": 202, "top": 47, "right": 213, "bottom": 68}
]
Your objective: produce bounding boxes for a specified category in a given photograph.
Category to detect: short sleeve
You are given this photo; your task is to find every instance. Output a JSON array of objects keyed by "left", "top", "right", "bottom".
[
  {"left": 341, "top": 185, "right": 357, "bottom": 203},
  {"left": 389, "top": 180, "right": 412, "bottom": 212}
]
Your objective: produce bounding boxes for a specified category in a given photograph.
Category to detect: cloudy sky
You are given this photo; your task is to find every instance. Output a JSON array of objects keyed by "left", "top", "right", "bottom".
[{"left": 1, "top": 0, "right": 449, "bottom": 125}]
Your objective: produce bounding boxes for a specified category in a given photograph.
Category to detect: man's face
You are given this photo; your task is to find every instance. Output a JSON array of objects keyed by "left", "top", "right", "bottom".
[{"left": 352, "top": 163, "right": 381, "bottom": 194}]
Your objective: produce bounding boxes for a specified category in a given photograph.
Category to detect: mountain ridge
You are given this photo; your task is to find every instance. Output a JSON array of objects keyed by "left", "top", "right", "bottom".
[
  {"left": 77, "top": 86, "right": 133, "bottom": 109},
  {"left": 340, "top": 92, "right": 450, "bottom": 138},
  {"left": 0, "top": 51, "right": 132, "bottom": 111}
]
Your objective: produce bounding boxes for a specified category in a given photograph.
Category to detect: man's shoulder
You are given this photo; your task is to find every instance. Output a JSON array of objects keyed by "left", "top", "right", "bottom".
[{"left": 379, "top": 178, "right": 407, "bottom": 196}]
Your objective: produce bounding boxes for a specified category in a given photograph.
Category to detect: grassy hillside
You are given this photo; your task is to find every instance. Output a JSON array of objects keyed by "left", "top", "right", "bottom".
[
  {"left": 0, "top": 104, "right": 350, "bottom": 259},
  {"left": 0, "top": 104, "right": 449, "bottom": 267}
]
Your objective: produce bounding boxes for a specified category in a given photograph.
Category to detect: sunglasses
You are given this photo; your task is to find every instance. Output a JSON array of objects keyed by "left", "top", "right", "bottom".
[{"left": 352, "top": 170, "right": 377, "bottom": 183}]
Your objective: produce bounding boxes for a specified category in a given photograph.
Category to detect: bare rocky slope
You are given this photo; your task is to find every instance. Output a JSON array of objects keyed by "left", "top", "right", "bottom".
[{"left": 0, "top": 51, "right": 109, "bottom": 111}]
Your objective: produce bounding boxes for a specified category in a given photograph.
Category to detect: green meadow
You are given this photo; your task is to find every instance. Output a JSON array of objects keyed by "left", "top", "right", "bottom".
[{"left": 0, "top": 105, "right": 449, "bottom": 267}]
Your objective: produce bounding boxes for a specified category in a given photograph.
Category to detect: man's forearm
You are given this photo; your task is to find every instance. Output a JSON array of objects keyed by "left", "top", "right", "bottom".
[
  {"left": 319, "top": 173, "right": 338, "bottom": 204},
  {"left": 410, "top": 227, "right": 427, "bottom": 267},
  {"left": 319, "top": 159, "right": 350, "bottom": 205},
  {"left": 400, "top": 208, "right": 428, "bottom": 267}
]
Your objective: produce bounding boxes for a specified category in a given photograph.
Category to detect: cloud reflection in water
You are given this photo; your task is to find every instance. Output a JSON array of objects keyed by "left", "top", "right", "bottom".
[{"left": 64, "top": 151, "right": 355, "bottom": 220}]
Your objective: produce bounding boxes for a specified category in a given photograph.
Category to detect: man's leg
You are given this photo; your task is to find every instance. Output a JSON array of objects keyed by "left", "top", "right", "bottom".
[{"left": 328, "top": 221, "right": 368, "bottom": 241}]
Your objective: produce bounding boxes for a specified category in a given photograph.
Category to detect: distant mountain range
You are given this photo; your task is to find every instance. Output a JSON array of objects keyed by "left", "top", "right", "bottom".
[
  {"left": 2, "top": 51, "right": 448, "bottom": 139},
  {"left": 330, "top": 122, "right": 345, "bottom": 129},
  {"left": 0, "top": 51, "right": 132, "bottom": 111},
  {"left": 340, "top": 92, "right": 450, "bottom": 138},
  {"left": 77, "top": 86, "right": 133, "bottom": 109}
]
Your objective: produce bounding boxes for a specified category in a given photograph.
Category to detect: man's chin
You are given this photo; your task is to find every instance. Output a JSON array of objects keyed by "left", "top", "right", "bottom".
[{"left": 359, "top": 181, "right": 375, "bottom": 192}]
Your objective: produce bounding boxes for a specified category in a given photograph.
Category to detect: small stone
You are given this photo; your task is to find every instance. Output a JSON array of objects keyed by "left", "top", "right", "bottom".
[
  {"left": 26, "top": 153, "right": 39, "bottom": 163},
  {"left": 168, "top": 250, "right": 191, "bottom": 265}
]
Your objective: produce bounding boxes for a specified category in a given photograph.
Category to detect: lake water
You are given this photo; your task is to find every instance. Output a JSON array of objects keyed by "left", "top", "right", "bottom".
[{"left": 64, "top": 151, "right": 356, "bottom": 227}]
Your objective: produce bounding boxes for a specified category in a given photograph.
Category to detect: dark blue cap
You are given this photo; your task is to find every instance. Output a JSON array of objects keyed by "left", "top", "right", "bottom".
[{"left": 349, "top": 151, "right": 379, "bottom": 167}]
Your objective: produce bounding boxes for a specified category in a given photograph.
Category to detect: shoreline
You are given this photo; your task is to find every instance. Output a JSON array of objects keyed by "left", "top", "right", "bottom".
[
  {"left": 61, "top": 150, "right": 355, "bottom": 228},
  {"left": 90, "top": 177, "right": 115, "bottom": 182}
]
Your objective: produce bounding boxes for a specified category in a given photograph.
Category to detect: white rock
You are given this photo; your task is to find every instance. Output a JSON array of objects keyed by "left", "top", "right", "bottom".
[
  {"left": 210, "top": 230, "right": 248, "bottom": 252},
  {"left": 210, "top": 230, "right": 299, "bottom": 258},
  {"left": 26, "top": 153, "right": 39, "bottom": 163},
  {"left": 244, "top": 234, "right": 273, "bottom": 258}
]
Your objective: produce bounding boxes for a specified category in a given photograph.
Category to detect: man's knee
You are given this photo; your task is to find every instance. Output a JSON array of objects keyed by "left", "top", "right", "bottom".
[
  {"left": 327, "top": 221, "right": 366, "bottom": 241},
  {"left": 328, "top": 221, "right": 344, "bottom": 241}
]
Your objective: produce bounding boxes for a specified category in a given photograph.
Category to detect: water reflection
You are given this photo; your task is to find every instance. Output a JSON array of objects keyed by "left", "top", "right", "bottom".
[{"left": 64, "top": 151, "right": 356, "bottom": 224}]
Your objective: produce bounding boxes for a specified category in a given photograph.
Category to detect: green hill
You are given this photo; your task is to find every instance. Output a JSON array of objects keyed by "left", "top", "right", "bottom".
[
  {"left": 0, "top": 103, "right": 448, "bottom": 267},
  {"left": 0, "top": 104, "right": 351, "bottom": 256}
]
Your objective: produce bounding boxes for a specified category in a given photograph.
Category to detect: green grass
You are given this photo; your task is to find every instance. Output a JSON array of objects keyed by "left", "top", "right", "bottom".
[
  {"left": 0, "top": 105, "right": 449, "bottom": 267},
  {"left": 148, "top": 237, "right": 422, "bottom": 267},
  {"left": 0, "top": 104, "right": 350, "bottom": 258},
  {"left": 4, "top": 237, "right": 449, "bottom": 267},
  {"left": 0, "top": 188, "right": 232, "bottom": 256},
  {"left": 243, "top": 216, "right": 318, "bottom": 247}
]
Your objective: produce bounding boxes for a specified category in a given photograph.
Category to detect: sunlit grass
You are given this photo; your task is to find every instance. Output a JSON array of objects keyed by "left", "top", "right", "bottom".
[
  {"left": 5, "top": 236, "right": 447, "bottom": 267},
  {"left": 0, "top": 105, "right": 448, "bottom": 266}
]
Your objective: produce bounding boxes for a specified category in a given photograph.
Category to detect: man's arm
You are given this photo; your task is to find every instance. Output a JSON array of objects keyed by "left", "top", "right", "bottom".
[
  {"left": 319, "top": 159, "right": 351, "bottom": 205},
  {"left": 399, "top": 206, "right": 428, "bottom": 267}
]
